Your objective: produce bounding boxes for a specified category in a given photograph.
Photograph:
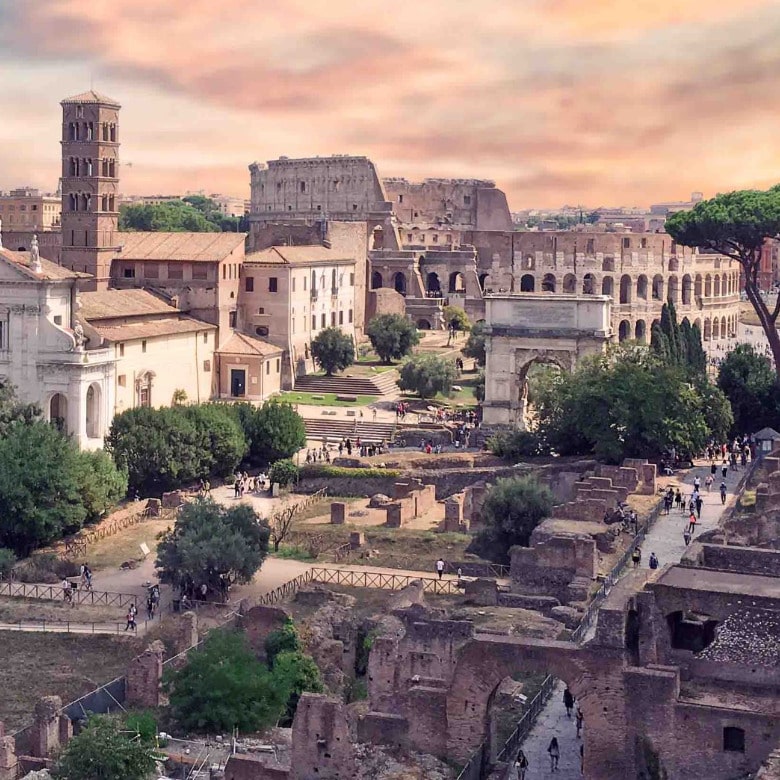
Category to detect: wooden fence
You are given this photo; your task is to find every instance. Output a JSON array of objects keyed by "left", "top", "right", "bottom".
[
  {"left": 309, "top": 567, "right": 461, "bottom": 595},
  {"left": 0, "top": 581, "right": 139, "bottom": 608}
]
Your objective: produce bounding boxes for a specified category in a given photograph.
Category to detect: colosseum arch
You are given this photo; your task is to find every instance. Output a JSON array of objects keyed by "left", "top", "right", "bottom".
[
  {"left": 668, "top": 275, "right": 679, "bottom": 304},
  {"left": 714, "top": 275, "right": 721, "bottom": 297},
  {"left": 619, "top": 275, "right": 632, "bottom": 304},
  {"left": 619, "top": 320, "right": 631, "bottom": 342},
  {"left": 371, "top": 271, "right": 383, "bottom": 289},
  {"left": 393, "top": 272, "right": 407, "bottom": 295},
  {"left": 448, "top": 271, "right": 465, "bottom": 293},
  {"left": 652, "top": 275, "right": 664, "bottom": 300},
  {"left": 636, "top": 274, "right": 648, "bottom": 300},
  {"left": 563, "top": 273, "right": 577, "bottom": 293},
  {"left": 582, "top": 273, "right": 596, "bottom": 294},
  {"left": 694, "top": 274, "right": 703, "bottom": 298},
  {"left": 520, "top": 274, "right": 535, "bottom": 292},
  {"left": 682, "top": 274, "right": 692, "bottom": 305},
  {"left": 704, "top": 274, "right": 712, "bottom": 297},
  {"left": 602, "top": 276, "right": 614, "bottom": 297},
  {"left": 635, "top": 320, "right": 647, "bottom": 343},
  {"left": 542, "top": 273, "right": 556, "bottom": 292}
]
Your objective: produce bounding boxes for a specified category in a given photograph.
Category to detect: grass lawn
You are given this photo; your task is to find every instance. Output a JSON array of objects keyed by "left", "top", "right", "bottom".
[{"left": 280, "top": 391, "right": 378, "bottom": 407}]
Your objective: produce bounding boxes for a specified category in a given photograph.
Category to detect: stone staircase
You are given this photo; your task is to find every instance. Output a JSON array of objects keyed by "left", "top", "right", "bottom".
[
  {"left": 303, "top": 417, "right": 395, "bottom": 444},
  {"left": 295, "top": 371, "right": 398, "bottom": 396}
]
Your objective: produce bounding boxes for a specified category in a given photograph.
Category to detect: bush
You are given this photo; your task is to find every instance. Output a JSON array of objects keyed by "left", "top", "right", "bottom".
[
  {"left": 469, "top": 476, "right": 553, "bottom": 564},
  {"left": 182, "top": 404, "right": 248, "bottom": 477},
  {"left": 311, "top": 327, "right": 355, "bottom": 375},
  {"left": 0, "top": 548, "right": 15, "bottom": 578},
  {"left": 463, "top": 321, "right": 487, "bottom": 366},
  {"left": 76, "top": 450, "right": 128, "bottom": 524},
  {"left": 488, "top": 430, "right": 545, "bottom": 460},
  {"left": 366, "top": 314, "right": 420, "bottom": 364},
  {"left": 300, "top": 464, "right": 399, "bottom": 479},
  {"left": 245, "top": 401, "right": 307, "bottom": 468},
  {"left": 269, "top": 459, "right": 300, "bottom": 486},
  {"left": 443, "top": 305, "right": 471, "bottom": 332},
  {"left": 398, "top": 354, "right": 457, "bottom": 398},
  {"left": 273, "top": 650, "right": 324, "bottom": 725},
  {"left": 265, "top": 618, "right": 300, "bottom": 666}
]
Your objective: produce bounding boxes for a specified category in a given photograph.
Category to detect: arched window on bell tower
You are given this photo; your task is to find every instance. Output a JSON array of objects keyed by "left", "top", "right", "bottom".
[{"left": 69, "top": 193, "right": 78, "bottom": 212}]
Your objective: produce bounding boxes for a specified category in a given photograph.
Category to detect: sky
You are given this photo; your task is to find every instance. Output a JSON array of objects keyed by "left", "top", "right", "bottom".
[{"left": 1, "top": 0, "right": 780, "bottom": 209}]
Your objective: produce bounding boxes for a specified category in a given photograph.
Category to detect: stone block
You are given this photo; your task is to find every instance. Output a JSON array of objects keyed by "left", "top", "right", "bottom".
[
  {"left": 463, "top": 578, "right": 499, "bottom": 606},
  {"left": 550, "top": 605, "right": 582, "bottom": 629},
  {"left": 291, "top": 694, "right": 356, "bottom": 779},
  {"left": 176, "top": 611, "right": 199, "bottom": 652},
  {"left": 385, "top": 503, "right": 403, "bottom": 528},
  {"left": 126, "top": 641, "right": 166, "bottom": 708},
  {"left": 349, "top": 531, "right": 364, "bottom": 549},
  {"left": 31, "top": 696, "right": 62, "bottom": 759},
  {"left": 271, "top": 483, "right": 280, "bottom": 497},
  {"left": 0, "top": 721, "right": 18, "bottom": 780},
  {"left": 330, "top": 502, "right": 346, "bottom": 525},
  {"left": 145, "top": 498, "right": 161, "bottom": 517}
]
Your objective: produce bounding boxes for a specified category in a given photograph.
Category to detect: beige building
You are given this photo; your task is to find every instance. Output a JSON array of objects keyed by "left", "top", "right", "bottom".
[
  {"left": 79, "top": 289, "right": 216, "bottom": 414},
  {"left": 0, "top": 188, "right": 61, "bottom": 232},
  {"left": 239, "top": 244, "right": 357, "bottom": 388},
  {"left": 217, "top": 332, "right": 283, "bottom": 401}
]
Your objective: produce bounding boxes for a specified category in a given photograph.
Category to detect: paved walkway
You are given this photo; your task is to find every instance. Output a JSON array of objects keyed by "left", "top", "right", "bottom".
[
  {"left": 0, "top": 619, "right": 151, "bottom": 635},
  {"left": 508, "top": 460, "right": 742, "bottom": 779}
]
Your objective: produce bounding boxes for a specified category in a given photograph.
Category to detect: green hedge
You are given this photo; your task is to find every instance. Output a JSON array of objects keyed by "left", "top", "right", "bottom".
[{"left": 300, "top": 464, "right": 400, "bottom": 479}]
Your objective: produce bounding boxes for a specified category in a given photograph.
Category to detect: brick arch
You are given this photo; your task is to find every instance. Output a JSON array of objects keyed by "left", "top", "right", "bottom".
[{"left": 445, "top": 637, "right": 586, "bottom": 762}]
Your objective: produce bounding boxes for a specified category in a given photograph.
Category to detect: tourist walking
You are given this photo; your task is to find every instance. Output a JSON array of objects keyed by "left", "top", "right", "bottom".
[
  {"left": 631, "top": 546, "right": 642, "bottom": 568},
  {"left": 563, "top": 687, "right": 575, "bottom": 717},
  {"left": 575, "top": 705, "right": 584, "bottom": 738},
  {"left": 515, "top": 749, "right": 529, "bottom": 779},
  {"left": 720, "top": 481, "right": 728, "bottom": 505},
  {"left": 687, "top": 512, "right": 697, "bottom": 536},
  {"left": 435, "top": 558, "right": 445, "bottom": 580},
  {"left": 62, "top": 578, "right": 73, "bottom": 605},
  {"left": 125, "top": 606, "right": 137, "bottom": 632},
  {"left": 547, "top": 737, "right": 560, "bottom": 772},
  {"left": 683, "top": 529, "right": 692, "bottom": 546},
  {"left": 695, "top": 494, "right": 703, "bottom": 519},
  {"left": 721, "top": 461, "right": 728, "bottom": 480},
  {"left": 649, "top": 552, "right": 659, "bottom": 570}
]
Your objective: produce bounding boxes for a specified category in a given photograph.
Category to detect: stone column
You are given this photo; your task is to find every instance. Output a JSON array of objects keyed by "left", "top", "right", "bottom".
[
  {"left": 126, "top": 640, "right": 166, "bottom": 708},
  {"left": 31, "top": 696, "right": 63, "bottom": 759},
  {"left": 176, "top": 611, "right": 199, "bottom": 653}
]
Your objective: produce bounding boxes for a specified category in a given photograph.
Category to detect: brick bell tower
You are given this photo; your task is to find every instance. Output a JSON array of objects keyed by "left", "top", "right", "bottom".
[{"left": 60, "top": 90, "right": 121, "bottom": 291}]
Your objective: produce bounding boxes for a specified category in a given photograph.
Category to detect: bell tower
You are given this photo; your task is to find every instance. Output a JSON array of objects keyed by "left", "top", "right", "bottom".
[{"left": 60, "top": 90, "right": 121, "bottom": 291}]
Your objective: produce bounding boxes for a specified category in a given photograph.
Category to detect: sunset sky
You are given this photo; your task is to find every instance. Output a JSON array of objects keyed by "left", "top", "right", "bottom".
[{"left": 1, "top": 0, "right": 780, "bottom": 209}]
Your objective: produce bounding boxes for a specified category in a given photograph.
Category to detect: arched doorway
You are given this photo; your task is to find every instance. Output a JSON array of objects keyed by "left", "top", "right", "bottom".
[
  {"left": 541, "top": 274, "right": 556, "bottom": 293},
  {"left": 426, "top": 272, "right": 441, "bottom": 296},
  {"left": 371, "top": 271, "right": 383, "bottom": 289},
  {"left": 601, "top": 276, "right": 614, "bottom": 297},
  {"left": 85, "top": 383, "right": 101, "bottom": 439},
  {"left": 516, "top": 353, "right": 571, "bottom": 429},
  {"left": 682, "top": 274, "right": 692, "bottom": 305},
  {"left": 393, "top": 272, "right": 407, "bottom": 296},
  {"left": 478, "top": 273, "right": 489, "bottom": 292},
  {"left": 520, "top": 274, "right": 535, "bottom": 292},
  {"left": 619, "top": 320, "right": 631, "bottom": 342},
  {"left": 563, "top": 273, "right": 577, "bottom": 293},
  {"left": 448, "top": 271, "right": 465, "bottom": 293},
  {"left": 619, "top": 275, "right": 632, "bottom": 304},
  {"left": 582, "top": 273, "right": 595, "bottom": 294},
  {"left": 636, "top": 275, "right": 648, "bottom": 300},
  {"left": 635, "top": 320, "right": 647, "bottom": 343},
  {"left": 49, "top": 393, "right": 68, "bottom": 434},
  {"left": 416, "top": 319, "right": 432, "bottom": 330},
  {"left": 652, "top": 275, "right": 664, "bottom": 300},
  {"left": 694, "top": 274, "right": 702, "bottom": 298}
]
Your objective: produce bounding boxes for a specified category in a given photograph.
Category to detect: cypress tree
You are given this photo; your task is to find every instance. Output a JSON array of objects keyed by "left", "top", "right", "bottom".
[{"left": 650, "top": 321, "right": 669, "bottom": 362}]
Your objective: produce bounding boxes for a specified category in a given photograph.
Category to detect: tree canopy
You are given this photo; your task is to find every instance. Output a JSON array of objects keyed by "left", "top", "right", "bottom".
[
  {"left": 443, "top": 305, "right": 471, "bottom": 332},
  {"left": 650, "top": 302, "right": 707, "bottom": 376},
  {"left": 311, "top": 327, "right": 355, "bottom": 375},
  {"left": 155, "top": 498, "right": 270, "bottom": 599},
  {"left": 119, "top": 196, "right": 247, "bottom": 233},
  {"left": 54, "top": 715, "right": 157, "bottom": 780},
  {"left": 717, "top": 344, "right": 779, "bottom": 435},
  {"left": 666, "top": 188, "right": 780, "bottom": 377},
  {"left": 533, "top": 345, "right": 730, "bottom": 463},
  {"left": 463, "top": 321, "right": 487, "bottom": 366},
  {"left": 245, "top": 400, "right": 307, "bottom": 467},
  {"left": 469, "top": 476, "right": 553, "bottom": 563},
  {"left": 398, "top": 354, "right": 457, "bottom": 399},
  {"left": 366, "top": 314, "right": 420, "bottom": 363}
]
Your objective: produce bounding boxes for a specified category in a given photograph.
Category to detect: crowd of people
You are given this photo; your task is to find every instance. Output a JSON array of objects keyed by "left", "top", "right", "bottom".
[{"left": 232, "top": 471, "right": 267, "bottom": 498}]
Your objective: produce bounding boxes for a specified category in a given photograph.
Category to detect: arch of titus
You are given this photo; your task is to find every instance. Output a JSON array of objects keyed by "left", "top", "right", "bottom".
[{"left": 481, "top": 293, "right": 612, "bottom": 426}]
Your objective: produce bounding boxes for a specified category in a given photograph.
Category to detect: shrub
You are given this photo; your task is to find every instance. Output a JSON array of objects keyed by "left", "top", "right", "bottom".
[
  {"left": 269, "top": 459, "right": 300, "bottom": 486},
  {"left": 366, "top": 314, "right": 420, "bottom": 364},
  {"left": 0, "top": 547, "right": 15, "bottom": 578},
  {"left": 265, "top": 618, "right": 300, "bottom": 666},
  {"left": 487, "top": 430, "right": 545, "bottom": 460},
  {"left": 311, "top": 327, "right": 355, "bottom": 375},
  {"left": 300, "top": 464, "right": 399, "bottom": 479},
  {"left": 398, "top": 354, "right": 457, "bottom": 398}
]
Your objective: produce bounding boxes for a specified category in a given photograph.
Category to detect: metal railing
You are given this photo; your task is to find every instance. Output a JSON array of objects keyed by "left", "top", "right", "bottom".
[
  {"left": 0, "top": 581, "right": 139, "bottom": 608},
  {"left": 309, "top": 567, "right": 461, "bottom": 594},
  {"left": 0, "top": 618, "right": 152, "bottom": 635}
]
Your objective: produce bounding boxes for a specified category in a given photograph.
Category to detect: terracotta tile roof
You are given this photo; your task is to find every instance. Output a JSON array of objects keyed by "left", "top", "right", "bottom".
[
  {"left": 218, "top": 332, "right": 283, "bottom": 357},
  {"left": 246, "top": 245, "right": 353, "bottom": 266},
  {"left": 90, "top": 316, "right": 214, "bottom": 342},
  {"left": 79, "top": 289, "right": 176, "bottom": 320},
  {"left": 61, "top": 90, "right": 121, "bottom": 107},
  {"left": 0, "top": 248, "right": 88, "bottom": 281},
  {"left": 116, "top": 232, "right": 246, "bottom": 263}
]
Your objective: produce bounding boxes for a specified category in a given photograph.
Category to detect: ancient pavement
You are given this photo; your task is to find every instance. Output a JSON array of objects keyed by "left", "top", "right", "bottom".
[{"left": 508, "top": 459, "right": 742, "bottom": 779}]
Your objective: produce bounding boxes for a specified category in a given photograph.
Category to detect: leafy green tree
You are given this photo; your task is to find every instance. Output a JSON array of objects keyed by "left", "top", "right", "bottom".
[
  {"left": 697, "top": 381, "right": 735, "bottom": 443},
  {"left": 443, "top": 305, "right": 471, "bottom": 332},
  {"left": 106, "top": 406, "right": 205, "bottom": 495},
  {"left": 470, "top": 476, "right": 553, "bottom": 563},
  {"left": 366, "top": 314, "right": 420, "bottom": 364},
  {"left": 488, "top": 430, "right": 544, "bottom": 460},
  {"left": 183, "top": 404, "right": 248, "bottom": 477},
  {"left": 119, "top": 201, "right": 218, "bottom": 232},
  {"left": 717, "top": 344, "right": 778, "bottom": 434},
  {"left": 398, "top": 354, "right": 457, "bottom": 399},
  {"left": 475, "top": 370, "right": 485, "bottom": 403},
  {"left": 156, "top": 498, "right": 270, "bottom": 599},
  {"left": 534, "top": 346, "right": 713, "bottom": 463},
  {"left": 250, "top": 401, "right": 307, "bottom": 467},
  {"left": 0, "top": 382, "right": 40, "bottom": 435},
  {"left": 54, "top": 715, "right": 156, "bottom": 780},
  {"left": 0, "top": 422, "right": 88, "bottom": 555},
  {"left": 269, "top": 459, "right": 299, "bottom": 487},
  {"left": 659, "top": 302, "right": 681, "bottom": 365},
  {"left": 76, "top": 450, "right": 129, "bottom": 523},
  {"left": 463, "top": 321, "right": 487, "bottom": 366},
  {"left": 265, "top": 618, "right": 300, "bottom": 665},
  {"left": 666, "top": 188, "right": 780, "bottom": 377},
  {"left": 164, "top": 631, "right": 288, "bottom": 733},
  {"left": 0, "top": 547, "right": 15, "bottom": 578},
  {"left": 311, "top": 327, "right": 355, "bottom": 375},
  {"left": 272, "top": 650, "right": 324, "bottom": 725}
]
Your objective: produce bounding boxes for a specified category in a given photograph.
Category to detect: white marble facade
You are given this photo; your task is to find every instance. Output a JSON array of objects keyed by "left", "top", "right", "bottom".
[{"left": 0, "top": 240, "right": 114, "bottom": 448}]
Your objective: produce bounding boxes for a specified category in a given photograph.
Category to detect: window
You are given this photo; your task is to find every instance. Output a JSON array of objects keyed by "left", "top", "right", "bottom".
[
  {"left": 432, "top": 234, "right": 439, "bottom": 243},
  {"left": 339, "top": 310, "right": 344, "bottom": 325},
  {"left": 192, "top": 266, "right": 208, "bottom": 280},
  {"left": 622, "top": 237, "right": 631, "bottom": 249},
  {"left": 229, "top": 311, "right": 237, "bottom": 328},
  {"left": 723, "top": 728, "right": 745, "bottom": 753},
  {"left": 203, "top": 360, "right": 211, "bottom": 371},
  {"left": 245, "top": 276, "right": 254, "bottom": 292},
  {"left": 203, "top": 332, "right": 208, "bottom": 344},
  {"left": 269, "top": 277, "right": 278, "bottom": 293},
  {"left": 303, "top": 275, "right": 307, "bottom": 291},
  {"left": 255, "top": 326, "right": 269, "bottom": 337},
  {"left": 464, "top": 195, "right": 471, "bottom": 205},
  {"left": 266, "top": 361, "right": 270, "bottom": 375},
  {"left": 0, "top": 321, "right": 4, "bottom": 350},
  {"left": 123, "top": 266, "right": 135, "bottom": 278},
  {"left": 118, "top": 375, "right": 126, "bottom": 387},
  {"left": 348, "top": 309, "right": 353, "bottom": 323},
  {"left": 141, "top": 340, "right": 147, "bottom": 353},
  {"left": 53, "top": 315, "right": 63, "bottom": 325},
  {"left": 258, "top": 307, "right": 265, "bottom": 314},
  {"left": 353, "top": 204, "right": 358, "bottom": 211},
  {"left": 331, "top": 312, "right": 336, "bottom": 326},
  {"left": 641, "top": 238, "right": 648, "bottom": 249},
  {"left": 300, "top": 181, "right": 306, "bottom": 193},
  {"left": 276, "top": 358, "right": 280, "bottom": 373},
  {"left": 292, "top": 277, "right": 296, "bottom": 292},
  {"left": 312, "top": 315, "right": 317, "bottom": 330},
  {"left": 119, "top": 343, "right": 125, "bottom": 357},
  {"left": 587, "top": 239, "right": 595, "bottom": 253},
  {"left": 407, "top": 233, "right": 413, "bottom": 242},
  {"left": 145, "top": 263, "right": 159, "bottom": 279},
  {"left": 398, "top": 194, "right": 403, "bottom": 203},
  {"left": 167, "top": 263, "right": 183, "bottom": 279},
  {"left": 223, "top": 265, "right": 227, "bottom": 280},
  {"left": 321, "top": 313, "right": 326, "bottom": 328}
]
